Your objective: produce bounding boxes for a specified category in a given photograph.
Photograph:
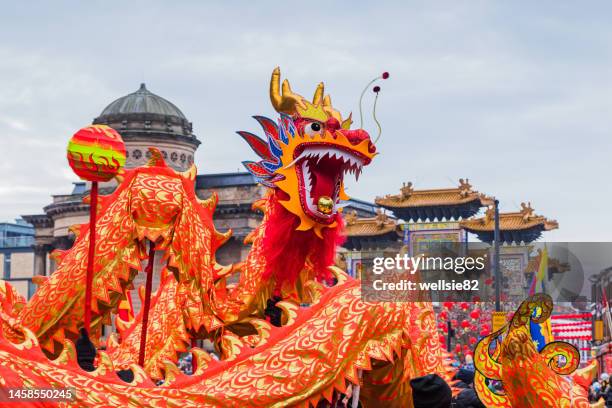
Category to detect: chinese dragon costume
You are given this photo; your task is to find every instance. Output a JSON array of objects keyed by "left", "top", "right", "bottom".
[
  {"left": 473, "top": 294, "right": 605, "bottom": 408},
  {"left": 0, "top": 69, "right": 597, "bottom": 407},
  {"left": 0, "top": 68, "right": 453, "bottom": 407}
]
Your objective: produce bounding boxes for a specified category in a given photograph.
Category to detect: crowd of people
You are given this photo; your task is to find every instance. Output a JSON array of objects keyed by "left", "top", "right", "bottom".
[{"left": 590, "top": 372, "right": 612, "bottom": 406}]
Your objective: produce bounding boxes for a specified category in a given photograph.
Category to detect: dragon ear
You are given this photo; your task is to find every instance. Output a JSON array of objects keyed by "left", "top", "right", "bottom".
[
  {"left": 242, "top": 161, "right": 273, "bottom": 179},
  {"left": 252, "top": 116, "right": 280, "bottom": 141},
  {"left": 237, "top": 131, "right": 273, "bottom": 161}
]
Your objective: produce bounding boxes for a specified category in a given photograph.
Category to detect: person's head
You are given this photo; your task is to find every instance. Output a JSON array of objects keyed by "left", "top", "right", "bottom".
[
  {"left": 410, "top": 374, "right": 452, "bottom": 408},
  {"left": 600, "top": 372, "right": 609, "bottom": 383},
  {"left": 465, "top": 354, "right": 474, "bottom": 365},
  {"left": 592, "top": 381, "right": 601, "bottom": 393},
  {"left": 455, "top": 368, "right": 475, "bottom": 386}
]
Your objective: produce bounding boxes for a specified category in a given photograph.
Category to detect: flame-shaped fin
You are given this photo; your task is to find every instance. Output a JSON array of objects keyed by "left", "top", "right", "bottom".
[
  {"left": 304, "top": 280, "right": 325, "bottom": 305},
  {"left": 328, "top": 266, "right": 349, "bottom": 286},
  {"left": 13, "top": 326, "right": 39, "bottom": 351},
  {"left": 251, "top": 198, "right": 267, "bottom": 212},
  {"left": 92, "top": 351, "right": 114, "bottom": 377},
  {"left": 127, "top": 363, "right": 155, "bottom": 386},
  {"left": 214, "top": 229, "right": 232, "bottom": 247},
  {"left": 52, "top": 339, "right": 76, "bottom": 366},
  {"left": 275, "top": 301, "right": 299, "bottom": 326},
  {"left": 198, "top": 192, "right": 218, "bottom": 211},
  {"left": 178, "top": 163, "right": 197, "bottom": 181},
  {"left": 243, "top": 231, "right": 257, "bottom": 245},
  {"left": 220, "top": 332, "right": 245, "bottom": 361},
  {"left": 159, "top": 360, "right": 182, "bottom": 387},
  {"left": 191, "top": 348, "right": 213, "bottom": 376},
  {"left": 241, "top": 318, "right": 272, "bottom": 347},
  {"left": 146, "top": 148, "right": 167, "bottom": 167}
]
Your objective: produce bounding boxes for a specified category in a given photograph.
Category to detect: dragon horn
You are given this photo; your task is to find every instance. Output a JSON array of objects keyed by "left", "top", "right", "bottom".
[
  {"left": 269, "top": 67, "right": 306, "bottom": 115},
  {"left": 312, "top": 82, "right": 324, "bottom": 105}
]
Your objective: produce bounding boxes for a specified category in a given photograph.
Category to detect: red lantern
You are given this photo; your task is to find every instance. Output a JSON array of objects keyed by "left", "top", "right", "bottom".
[
  {"left": 442, "top": 325, "right": 448, "bottom": 333},
  {"left": 460, "top": 302, "right": 469, "bottom": 311},
  {"left": 67, "top": 125, "right": 126, "bottom": 182},
  {"left": 455, "top": 344, "right": 461, "bottom": 353},
  {"left": 443, "top": 302, "right": 454, "bottom": 310},
  {"left": 439, "top": 335, "right": 446, "bottom": 344},
  {"left": 451, "top": 319, "right": 458, "bottom": 327},
  {"left": 461, "top": 320, "right": 470, "bottom": 329},
  {"left": 439, "top": 310, "right": 448, "bottom": 320},
  {"left": 470, "top": 309, "right": 481, "bottom": 320},
  {"left": 480, "top": 329, "right": 490, "bottom": 337},
  {"left": 469, "top": 336, "right": 477, "bottom": 345},
  {"left": 473, "top": 295, "right": 481, "bottom": 302},
  {"left": 485, "top": 278, "right": 493, "bottom": 286}
]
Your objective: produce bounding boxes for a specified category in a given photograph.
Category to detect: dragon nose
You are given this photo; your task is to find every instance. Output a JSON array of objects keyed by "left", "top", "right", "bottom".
[{"left": 339, "top": 128, "right": 376, "bottom": 153}]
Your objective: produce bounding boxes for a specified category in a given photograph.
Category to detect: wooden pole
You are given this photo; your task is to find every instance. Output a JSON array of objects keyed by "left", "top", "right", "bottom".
[
  {"left": 83, "top": 181, "right": 98, "bottom": 334},
  {"left": 138, "top": 241, "right": 156, "bottom": 367}
]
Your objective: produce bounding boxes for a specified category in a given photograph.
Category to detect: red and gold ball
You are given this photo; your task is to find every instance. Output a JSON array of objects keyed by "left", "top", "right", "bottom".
[{"left": 67, "top": 125, "right": 126, "bottom": 182}]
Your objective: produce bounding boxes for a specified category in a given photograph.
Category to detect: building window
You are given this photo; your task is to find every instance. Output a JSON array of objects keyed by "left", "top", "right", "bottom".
[
  {"left": 133, "top": 149, "right": 142, "bottom": 159},
  {"left": 180, "top": 153, "right": 186, "bottom": 163},
  {"left": 171, "top": 152, "right": 178, "bottom": 162},
  {"left": 3, "top": 253, "right": 10, "bottom": 279}
]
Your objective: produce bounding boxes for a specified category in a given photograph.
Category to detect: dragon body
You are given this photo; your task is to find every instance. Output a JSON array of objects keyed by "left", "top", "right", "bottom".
[
  {"left": 473, "top": 294, "right": 604, "bottom": 408},
  {"left": 0, "top": 68, "right": 596, "bottom": 408},
  {"left": 0, "top": 69, "right": 452, "bottom": 407}
]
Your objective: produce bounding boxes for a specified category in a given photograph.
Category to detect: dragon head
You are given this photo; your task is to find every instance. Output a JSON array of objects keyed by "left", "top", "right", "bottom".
[{"left": 240, "top": 67, "right": 377, "bottom": 238}]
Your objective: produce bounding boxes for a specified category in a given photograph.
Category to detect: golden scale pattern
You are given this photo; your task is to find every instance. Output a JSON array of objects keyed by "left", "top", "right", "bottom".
[{"left": 0, "top": 152, "right": 452, "bottom": 406}]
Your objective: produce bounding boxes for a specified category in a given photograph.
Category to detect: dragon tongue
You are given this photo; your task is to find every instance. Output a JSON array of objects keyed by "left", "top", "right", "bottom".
[{"left": 309, "top": 159, "right": 337, "bottom": 204}]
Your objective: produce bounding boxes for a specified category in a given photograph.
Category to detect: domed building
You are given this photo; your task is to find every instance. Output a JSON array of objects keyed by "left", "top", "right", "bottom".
[{"left": 93, "top": 83, "right": 199, "bottom": 171}]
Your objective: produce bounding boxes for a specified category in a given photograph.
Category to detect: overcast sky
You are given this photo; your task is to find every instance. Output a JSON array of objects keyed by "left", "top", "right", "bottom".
[{"left": 1, "top": 1, "right": 611, "bottom": 241}]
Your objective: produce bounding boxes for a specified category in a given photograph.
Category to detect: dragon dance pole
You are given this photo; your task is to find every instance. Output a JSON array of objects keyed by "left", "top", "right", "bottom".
[
  {"left": 83, "top": 181, "right": 98, "bottom": 334},
  {"left": 138, "top": 241, "right": 156, "bottom": 367},
  {"left": 66, "top": 124, "right": 126, "bottom": 335},
  {"left": 494, "top": 199, "right": 501, "bottom": 312}
]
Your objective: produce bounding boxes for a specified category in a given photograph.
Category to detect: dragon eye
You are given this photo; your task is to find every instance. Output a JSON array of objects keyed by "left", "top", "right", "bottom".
[{"left": 303, "top": 121, "right": 323, "bottom": 137}]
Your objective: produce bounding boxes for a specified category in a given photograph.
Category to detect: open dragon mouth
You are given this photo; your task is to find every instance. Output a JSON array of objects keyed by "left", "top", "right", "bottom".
[{"left": 293, "top": 144, "right": 368, "bottom": 223}]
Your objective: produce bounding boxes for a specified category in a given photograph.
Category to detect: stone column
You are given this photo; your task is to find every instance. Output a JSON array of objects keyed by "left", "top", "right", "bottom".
[{"left": 33, "top": 244, "right": 51, "bottom": 276}]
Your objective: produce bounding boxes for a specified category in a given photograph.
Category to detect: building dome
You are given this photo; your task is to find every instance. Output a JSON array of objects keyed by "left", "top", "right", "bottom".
[
  {"left": 93, "top": 83, "right": 200, "bottom": 171},
  {"left": 99, "top": 83, "right": 187, "bottom": 119}
]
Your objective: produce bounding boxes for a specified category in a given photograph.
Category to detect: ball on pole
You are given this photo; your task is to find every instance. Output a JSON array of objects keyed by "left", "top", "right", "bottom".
[{"left": 67, "top": 125, "right": 126, "bottom": 182}]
